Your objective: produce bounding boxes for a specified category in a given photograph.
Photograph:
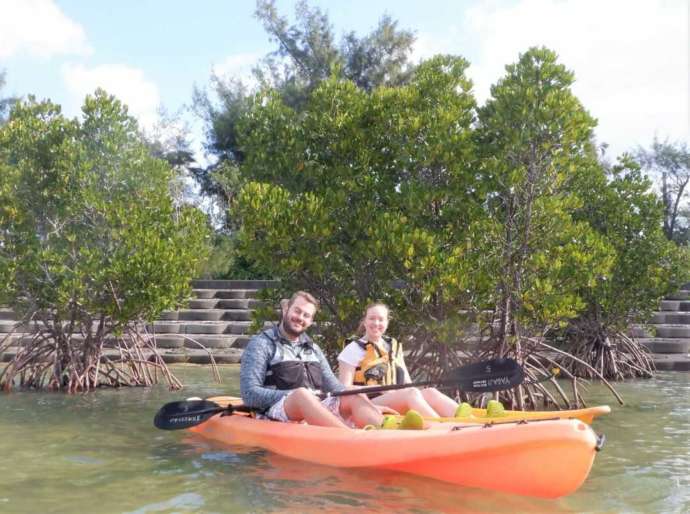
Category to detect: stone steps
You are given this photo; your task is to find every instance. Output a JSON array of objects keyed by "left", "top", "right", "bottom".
[
  {"left": 187, "top": 298, "right": 262, "bottom": 310},
  {"left": 655, "top": 324, "right": 690, "bottom": 339},
  {"left": 649, "top": 354, "right": 690, "bottom": 371},
  {"left": 650, "top": 311, "right": 690, "bottom": 324},
  {"left": 2, "top": 332, "right": 252, "bottom": 349},
  {"left": 178, "top": 309, "right": 254, "bottom": 321},
  {"left": 633, "top": 287, "right": 690, "bottom": 371},
  {"left": 637, "top": 338, "right": 690, "bottom": 354},
  {"left": 192, "top": 289, "right": 261, "bottom": 300},
  {"left": 659, "top": 300, "right": 690, "bottom": 311},
  {"left": 1, "top": 347, "right": 244, "bottom": 365},
  {"left": 152, "top": 334, "right": 251, "bottom": 349},
  {"left": 0, "top": 320, "right": 40, "bottom": 333},
  {"left": 0, "top": 319, "right": 258, "bottom": 335},
  {"left": 147, "top": 320, "right": 254, "bottom": 335},
  {"left": 0, "top": 308, "right": 17, "bottom": 321},
  {"left": 0, "top": 279, "right": 277, "bottom": 365},
  {"left": 191, "top": 279, "right": 278, "bottom": 289},
  {"left": 4, "top": 280, "right": 689, "bottom": 371}
]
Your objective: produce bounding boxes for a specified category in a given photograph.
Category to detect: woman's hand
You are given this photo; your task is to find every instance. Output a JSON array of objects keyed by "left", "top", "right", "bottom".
[{"left": 376, "top": 405, "right": 399, "bottom": 415}]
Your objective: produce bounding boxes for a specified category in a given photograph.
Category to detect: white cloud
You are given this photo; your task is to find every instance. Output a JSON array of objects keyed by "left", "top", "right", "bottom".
[
  {"left": 415, "top": 0, "right": 688, "bottom": 157},
  {"left": 412, "top": 28, "right": 463, "bottom": 63},
  {"left": 0, "top": 0, "right": 91, "bottom": 58},
  {"left": 62, "top": 63, "right": 160, "bottom": 129},
  {"left": 212, "top": 52, "right": 262, "bottom": 88}
]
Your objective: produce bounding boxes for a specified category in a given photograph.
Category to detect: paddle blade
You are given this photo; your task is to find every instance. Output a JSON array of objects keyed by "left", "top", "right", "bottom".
[
  {"left": 445, "top": 358, "right": 524, "bottom": 393},
  {"left": 154, "top": 400, "right": 223, "bottom": 430}
]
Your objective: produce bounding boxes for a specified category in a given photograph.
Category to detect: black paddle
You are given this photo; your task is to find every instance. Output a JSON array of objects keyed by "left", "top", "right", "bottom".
[{"left": 154, "top": 357, "right": 526, "bottom": 430}]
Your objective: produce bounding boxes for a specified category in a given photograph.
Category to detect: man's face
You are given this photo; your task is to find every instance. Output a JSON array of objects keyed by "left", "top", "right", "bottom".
[{"left": 282, "top": 296, "right": 316, "bottom": 339}]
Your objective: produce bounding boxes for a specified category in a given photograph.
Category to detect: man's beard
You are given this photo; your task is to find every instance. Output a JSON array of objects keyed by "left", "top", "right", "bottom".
[{"left": 281, "top": 319, "right": 303, "bottom": 339}]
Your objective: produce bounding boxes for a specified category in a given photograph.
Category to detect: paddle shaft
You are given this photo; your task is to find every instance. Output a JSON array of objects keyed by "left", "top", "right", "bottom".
[
  {"left": 320, "top": 368, "right": 557, "bottom": 399},
  {"left": 322, "top": 378, "right": 458, "bottom": 399}
]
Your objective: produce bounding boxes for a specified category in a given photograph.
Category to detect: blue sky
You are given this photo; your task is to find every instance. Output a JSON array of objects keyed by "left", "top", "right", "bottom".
[{"left": 1, "top": 0, "right": 688, "bottom": 162}]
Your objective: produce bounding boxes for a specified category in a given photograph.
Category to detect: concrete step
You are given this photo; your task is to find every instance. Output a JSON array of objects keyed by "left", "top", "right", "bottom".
[
  {"left": 188, "top": 299, "right": 220, "bottom": 309},
  {"left": 215, "top": 289, "right": 263, "bottom": 300},
  {"left": 0, "top": 321, "right": 40, "bottom": 333},
  {"left": 659, "top": 300, "right": 679, "bottom": 311},
  {"left": 1, "top": 331, "right": 252, "bottom": 351},
  {"left": 177, "top": 309, "right": 253, "bottom": 322},
  {"left": 191, "top": 279, "right": 278, "bottom": 289},
  {"left": 160, "top": 348, "right": 243, "bottom": 365},
  {"left": 0, "top": 308, "right": 17, "bottom": 320},
  {"left": 150, "top": 334, "right": 250, "bottom": 349},
  {"left": 217, "top": 299, "right": 262, "bottom": 309},
  {"left": 4, "top": 334, "right": 123, "bottom": 346},
  {"left": 192, "top": 289, "right": 260, "bottom": 300},
  {"left": 186, "top": 321, "right": 254, "bottom": 335},
  {"left": 1, "top": 346, "right": 244, "bottom": 365},
  {"left": 659, "top": 300, "right": 690, "bottom": 311},
  {"left": 650, "top": 312, "right": 690, "bottom": 324},
  {"left": 655, "top": 325, "right": 690, "bottom": 339},
  {"left": 652, "top": 354, "right": 690, "bottom": 371},
  {"left": 147, "top": 321, "right": 254, "bottom": 335},
  {"left": 665, "top": 290, "right": 690, "bottom": 301},
  {"left": 638, "top": 338, "right": 690, "bottom": 354},
  {"left": 188, "top": 298, "right": 262, "bottom": 310}
]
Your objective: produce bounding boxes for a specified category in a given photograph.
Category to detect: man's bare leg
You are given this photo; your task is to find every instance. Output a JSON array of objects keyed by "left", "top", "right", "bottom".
[{"left": 283, "top": 388, "right": 349, "bottom": 428}]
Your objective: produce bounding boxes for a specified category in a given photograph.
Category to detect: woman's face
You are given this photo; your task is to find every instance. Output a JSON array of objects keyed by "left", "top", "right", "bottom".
[{"left": 364, "top": 305, "right": 389, "bottom": 341}]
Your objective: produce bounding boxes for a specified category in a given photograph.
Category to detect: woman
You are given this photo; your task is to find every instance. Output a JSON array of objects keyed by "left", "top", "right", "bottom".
[{"left": 338, "top": 302, "right": 460, "bottom": 418}]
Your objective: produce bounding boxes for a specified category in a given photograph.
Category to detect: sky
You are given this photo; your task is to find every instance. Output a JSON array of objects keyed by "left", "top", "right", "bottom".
[{"left": 1, "top": 0, "right": 688, "bottom": 163}]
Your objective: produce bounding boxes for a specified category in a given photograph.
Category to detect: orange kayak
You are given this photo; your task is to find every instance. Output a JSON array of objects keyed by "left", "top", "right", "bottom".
[
  {"left": 189, "top": 412, "right": 602, "bottom": 498},
  {"left": 207, "top": 396, "right": 610, "bottom": 425},
  {"left": 435, "top": 404, "right": 611, "bottom": 424}
]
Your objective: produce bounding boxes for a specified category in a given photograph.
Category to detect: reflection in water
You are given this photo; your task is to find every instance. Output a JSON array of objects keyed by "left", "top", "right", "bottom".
[
  {"left": 0, "top": 367, "right": 688, "bottom": 513},
  {"left": 238, "top": 450, "right": 576, "bottom": 514},
  {"left": 177, "top": 432, "right": 567, "bottom": 514}
]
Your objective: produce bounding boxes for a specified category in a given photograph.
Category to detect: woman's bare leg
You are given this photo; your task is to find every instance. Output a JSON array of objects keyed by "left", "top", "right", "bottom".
[
  {"left": 372, "top": 388, "right": 439, "bottom": 417},
  {"left": 420, "top": 388, "right": 458, "bottom": 417}
]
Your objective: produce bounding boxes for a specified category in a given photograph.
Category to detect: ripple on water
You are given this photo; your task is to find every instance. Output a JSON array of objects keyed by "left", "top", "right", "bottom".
[
  {"left": 124, "top": 492, "right": 205, "bottom": 514},
  {"left": 200, "top": 450, "right": 246, "bottom": 464},
  {"left": 63, "top": 455, "right": 105, "bottom": 465}
]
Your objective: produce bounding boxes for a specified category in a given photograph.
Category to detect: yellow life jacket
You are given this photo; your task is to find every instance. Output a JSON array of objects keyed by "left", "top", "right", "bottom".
[{"left": 352, "top": 336, "right": 406, "bottom": 386}]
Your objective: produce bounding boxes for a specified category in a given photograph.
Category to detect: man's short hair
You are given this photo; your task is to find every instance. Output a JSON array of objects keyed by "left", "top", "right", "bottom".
[{"left": 287, "top": 291, "right": 320, "bottom": 312}]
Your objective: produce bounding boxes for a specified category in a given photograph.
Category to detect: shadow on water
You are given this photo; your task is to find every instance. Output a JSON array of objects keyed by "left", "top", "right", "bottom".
[{"left": 0, "top": 366, "right": 688, "bottom": 513}]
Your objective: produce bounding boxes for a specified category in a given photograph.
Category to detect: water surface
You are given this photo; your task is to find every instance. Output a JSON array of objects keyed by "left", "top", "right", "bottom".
[{"left": 1, "top": 366, "right": 688, "bottom": 513}]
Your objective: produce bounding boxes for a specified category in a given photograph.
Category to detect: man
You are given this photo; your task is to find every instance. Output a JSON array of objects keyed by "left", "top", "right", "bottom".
[{"left": 240, "top": 291, "right": 384, "bottom": 428}]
